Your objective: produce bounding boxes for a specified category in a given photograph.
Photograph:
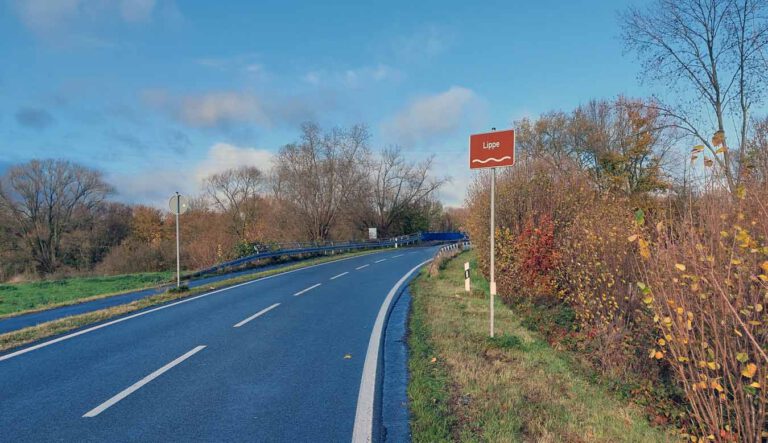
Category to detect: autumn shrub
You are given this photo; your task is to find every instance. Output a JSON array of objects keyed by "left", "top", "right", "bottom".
[
  {"left": 466, "top": 155, "right": 589, "bottom": 280},
  {"left": 466, "top": 154, "right": 676, "bottom": 411},
  {"left": 496, "top": 214, "right": 559, "bottom": 302},
  {"left": 554, "top": 193, "right": 661, "bottom": 377},
  {"left": 96, "top": 239, "right": 172, "bottom": 274},
  {"left": 638, "top": 182, "right": 768, "bottom": 441}
]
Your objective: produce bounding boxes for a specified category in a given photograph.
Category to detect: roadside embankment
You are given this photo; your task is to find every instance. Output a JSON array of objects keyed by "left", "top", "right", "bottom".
[{"left": 407, "top": 250, "right": 674, "bottom": 442}]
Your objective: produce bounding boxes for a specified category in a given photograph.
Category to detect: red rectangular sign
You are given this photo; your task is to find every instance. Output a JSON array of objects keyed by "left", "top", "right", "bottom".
[{"left": 469, "top": 129, "right": 515, "bottom": 169}]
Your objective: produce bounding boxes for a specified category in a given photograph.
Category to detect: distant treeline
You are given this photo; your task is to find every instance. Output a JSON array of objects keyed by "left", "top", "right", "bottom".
[{"left": 0, "top": 123, "right": 463, "bottom": 281}]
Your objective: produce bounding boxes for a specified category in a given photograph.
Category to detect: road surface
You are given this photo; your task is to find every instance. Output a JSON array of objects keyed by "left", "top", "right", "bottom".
[
  {"left": 0, "top": 246, "right": 437, "bottom": 442},
  {"left": 0, "top": 256, "right": 341, "bottom": 335}
]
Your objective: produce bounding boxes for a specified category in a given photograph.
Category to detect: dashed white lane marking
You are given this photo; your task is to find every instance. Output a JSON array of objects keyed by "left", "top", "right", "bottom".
[
  {"left": 0, "top": 251, "right": 387, "bottom": 363},
  {"left": 330, "top": 272, "right": 349, "bottom": 280},
  {"left": 392, "top": 254, "right": 404, "bottom": 258},
  {"left": 355, "top": 264, "right": 369, "bottom": 270},
  {"left": 83, "top": 345, "right": 206, "bottom": 418},
  {"left": 374, "top": 259, "right": 387, "bottom": 263},
  {"left": 293, "top": 283, "right": 321, "bottom": 296},
  {"left": 233, "top": 303, "right": 280, "bottom": 328}
]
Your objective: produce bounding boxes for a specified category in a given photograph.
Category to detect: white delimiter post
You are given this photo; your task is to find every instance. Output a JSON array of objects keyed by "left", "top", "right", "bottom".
[
  {"left": 175, "top": 192, "right": 181, "bottom": 288},
  {"left": 490, "top": 167, "right": 496, "bottom": 337}
]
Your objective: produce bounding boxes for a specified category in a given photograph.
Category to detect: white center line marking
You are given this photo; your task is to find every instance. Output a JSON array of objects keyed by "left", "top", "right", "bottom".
[
  {"left": 374, "top": 259, "right": 387, "bottom": 263},
  {"left": 393, "top": 254, "right": 404, "bottom": 258},
  {"left": 233, "top": 303, "right": 280, "bottom": 328},
  {"left": 330, "top": 272, "right": 349, "bottom": 280},
  {"left": 83, "top": 345, "right": 206, "bottom": 418},
  {"left": 294, "top": 283, "right": 321, "bottom": 296},
  {"left": 355, "top": 264, "right": 369, "bottom": 270}
]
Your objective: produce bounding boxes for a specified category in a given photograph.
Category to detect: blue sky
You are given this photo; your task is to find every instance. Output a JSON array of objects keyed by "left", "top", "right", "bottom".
[{"left": 0, "top": 0, "right": 650, "bottom": 206}]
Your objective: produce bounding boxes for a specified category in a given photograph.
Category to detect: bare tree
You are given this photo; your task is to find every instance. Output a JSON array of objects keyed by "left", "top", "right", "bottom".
[
  {"left": 273, "top": 122, "right": 370, "bottom": 241},
  {"left": 357, "top": 147, "right": 447, "bottom": 236},
  {"left": 622, "top": 0, "right": 768, "bottom": 193},
  {"left": 0, "top": 160, "right": 112, "bottom": 274},
  {"left": 204, "top": 166, "right": 264, "bottom": 240}
]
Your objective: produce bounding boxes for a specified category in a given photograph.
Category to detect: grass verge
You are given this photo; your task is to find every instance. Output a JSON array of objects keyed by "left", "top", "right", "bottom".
[
  {"left": 407, "top": 250, "right": 675, "bottom": 442},
  {"left": 0, "top": 249, "right": 380, "bottom": 354},
  {"left": 0, "top": 272, "right": 173, "bottom": 318}
]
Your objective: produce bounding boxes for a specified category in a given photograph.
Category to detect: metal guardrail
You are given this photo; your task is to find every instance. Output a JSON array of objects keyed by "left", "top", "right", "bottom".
[
  {"left": 434, "top": 240, "right": 472, "bottom": 258},
  {"left": 191, "top": 233, "right": 424, "bottom": 278}
]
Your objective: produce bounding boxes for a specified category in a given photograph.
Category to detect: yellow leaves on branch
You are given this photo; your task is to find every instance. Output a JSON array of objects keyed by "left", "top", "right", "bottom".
[
  {"left": 691, "top": 145, "right": 704, "bottom": 163},
  {"left": 736, "top": 185, "right": 747, "bottom": 200},
  {"left": 638, "top": 238, "right": 650, "bottom": 259},
  {"left": 742, "top": 363, "right": 757, "bottom": 379},
  {"left": 628, "top": 233, "right": 651, "bottom": 259},
  {"left": 690, "top": 132, "right": 726, "bottom": 164},
  {"left": 712, "top": 130, "right": 725, "bottom": 148}
]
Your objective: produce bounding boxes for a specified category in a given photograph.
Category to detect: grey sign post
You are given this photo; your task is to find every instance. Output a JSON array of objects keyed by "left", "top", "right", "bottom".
[
  {"left": 469, "top": 127, "right": 515, "bottom": 338},
  {"left": 169, "top": 192, "right": 189, "bottom": 288}
]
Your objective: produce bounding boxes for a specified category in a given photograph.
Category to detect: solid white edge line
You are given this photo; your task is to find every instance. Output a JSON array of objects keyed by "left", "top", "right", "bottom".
[
  {"left": 0, "top": 250, "right": 392, "bottom": 363},
  {"left": 83, "top": 345, "right": 206, "bottom": 418},
  {"left": 330, "top": 272, "right": 349, "bottom": 280},
  {"left": 293, "top": 283, "right": 321, "bottom": 296},
  {"left": 233, "top": 303, "right": 280, "bottom": 328},
  {"left": 374, "top": 259, "right": 387, "bottom": 263},
  {"left": 351, "top": 258, "right": 432, "bottom": 443},
  {"left": 355, "top": 265, "right": 369, "bottom": 270}
]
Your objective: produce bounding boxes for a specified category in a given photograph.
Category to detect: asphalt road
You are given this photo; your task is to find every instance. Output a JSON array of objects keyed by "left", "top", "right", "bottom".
[
  {"left": 0, "top": 246, "right": 437, "bottom": 442},
  {"left": 0, "top": 256, "right": 338, "bottom": 335}
]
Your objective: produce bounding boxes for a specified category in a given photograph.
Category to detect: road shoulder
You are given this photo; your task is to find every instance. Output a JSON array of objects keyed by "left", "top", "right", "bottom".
[{"left": 407, "top": 251, "right": 675, "bottom": 442}]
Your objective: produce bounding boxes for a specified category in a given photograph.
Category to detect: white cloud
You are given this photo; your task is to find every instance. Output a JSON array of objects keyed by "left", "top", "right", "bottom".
[
  {"left": 302, "top": 64, "right": 402, "bottom": 88},
  {"left": 110, "top": 142, "right": 274, "bottom": 207},
  {"left": 394, "top": 25, "right": 452, "bottom": 61},
  {"left": 194, "top": 54, "right": 265, "bottom": 78},
  {"left": 179, "top": 93, "right": 269, "bottom": 128},
  {"left": 302, "top": 71, "right": 321, "bottom": 86},
  {"left": 194, "top": 142, "right": 274, "bottom": 182},
  {"left": 383, "top": 86, "right": 479, "bottom": 144},
  {"left": 143, "top": 89, "right": 320, "bottom": 130},
  {"left": 12, "top": 0, "right": 158, "bottom": 35},
  {"left": 432, "top": 156, "right": 472, "bottom": 207},
  {"left": 119, "top": 0, "right": 156, "bottom": 22},
  {"left": 12, "top": 0, "right": 82, "bottom": 33}
]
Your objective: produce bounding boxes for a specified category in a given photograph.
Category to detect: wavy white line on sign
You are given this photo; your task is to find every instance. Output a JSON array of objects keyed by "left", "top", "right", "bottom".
[{"left": 472, "top": 156, "right": 512, "bottom": 164}]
